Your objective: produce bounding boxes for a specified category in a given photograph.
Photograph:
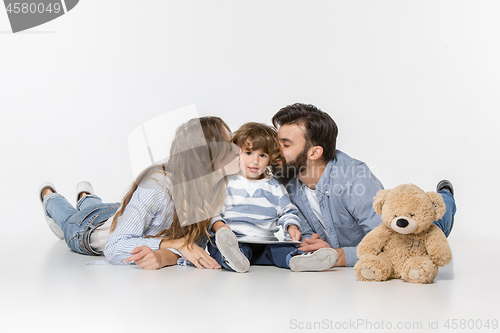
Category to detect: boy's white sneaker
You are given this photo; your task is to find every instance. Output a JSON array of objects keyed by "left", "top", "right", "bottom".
[
  {"left": 289, "top": 248, "right": 338, "bottom": 272},
  {"left": 215, "top": 228, "right": 250, "bottom": 273}
]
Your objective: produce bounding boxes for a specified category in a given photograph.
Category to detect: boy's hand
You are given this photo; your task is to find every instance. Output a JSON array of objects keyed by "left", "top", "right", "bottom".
[
  {"left": 212, "top": 221, "right": 230, "bottom": 232},
  {"left": 287, "top": 225, "right": 302, "bottom": 241}
]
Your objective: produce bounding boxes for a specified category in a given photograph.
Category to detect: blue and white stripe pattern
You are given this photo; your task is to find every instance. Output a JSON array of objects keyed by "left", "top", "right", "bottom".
[
  {"left": 221, "top": 174, "right": 302, "bottom": 237},
  {"left": 104, "top": 173, "right": 200, "bottom": 265}
]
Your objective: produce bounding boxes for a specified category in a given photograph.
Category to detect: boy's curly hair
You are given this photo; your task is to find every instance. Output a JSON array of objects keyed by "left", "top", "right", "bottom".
[{"left": 232, "top": 122, "right": 281, "bottom": 178}]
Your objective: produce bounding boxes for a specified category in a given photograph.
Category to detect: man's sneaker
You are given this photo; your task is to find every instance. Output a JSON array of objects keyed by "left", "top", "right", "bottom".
[
  {"left": 289, "top": 248, "right": 338, "bottom": 272},
  {"left": 215, "top": 228, "right": 249, "bottom": 273},
  {"left": 437, "top": 179, "right": 454, "bottom": 196},
  {"left": 437, "top": 179, "right": 455, "bottom": 236},
  {"left": 39, "top": 182, "right": 64, "bottom": 240}
]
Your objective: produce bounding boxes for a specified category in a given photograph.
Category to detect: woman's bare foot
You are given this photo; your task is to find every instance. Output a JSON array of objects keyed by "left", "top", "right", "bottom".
[
  {"left": 78, "top": 192, "right": 90, "bottom": 200},
  {"left": 42, "top": 188, "right": 54, "bottom": 199}
]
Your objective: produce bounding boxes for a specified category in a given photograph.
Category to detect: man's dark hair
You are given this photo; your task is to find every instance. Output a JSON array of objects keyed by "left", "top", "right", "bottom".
[{"left": 272, "top": 103, "right": 338, "bottom": 161}]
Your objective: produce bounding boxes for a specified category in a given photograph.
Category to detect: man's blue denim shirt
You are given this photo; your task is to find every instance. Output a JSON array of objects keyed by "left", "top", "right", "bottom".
[{"left": 284, "top": 150, "right": 384, "bottom": 267}]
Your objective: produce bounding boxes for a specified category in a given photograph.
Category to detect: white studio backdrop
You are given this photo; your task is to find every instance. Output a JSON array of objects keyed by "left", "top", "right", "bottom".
[{"left": 1, "top": 0, "right": 499, "bottom": 241}]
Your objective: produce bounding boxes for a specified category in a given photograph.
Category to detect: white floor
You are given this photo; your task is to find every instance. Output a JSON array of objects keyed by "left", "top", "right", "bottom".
[{"left": 1, "top": 222, "right": 497, "bottom": 333}]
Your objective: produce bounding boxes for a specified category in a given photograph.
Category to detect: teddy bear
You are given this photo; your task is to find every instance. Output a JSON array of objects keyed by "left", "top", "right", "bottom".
[{"left": 354, "top": 184, "right": 452, "bottom": 284}]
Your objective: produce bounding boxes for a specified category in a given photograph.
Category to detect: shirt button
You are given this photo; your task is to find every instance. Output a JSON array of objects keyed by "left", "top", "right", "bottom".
[{"left": 325, "top": 190, "right": 329, "bottom": 194}]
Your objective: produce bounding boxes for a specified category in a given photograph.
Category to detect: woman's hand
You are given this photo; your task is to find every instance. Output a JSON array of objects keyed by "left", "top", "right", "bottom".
[
  {"left": 159, "top": 237, "right": 220, "bottom": 269},
  {"left": 176, "top": 242, "right": 221, "bottom": 269},
  {"left": 124, "top": 245, "right": 168, "bottom": 270}
]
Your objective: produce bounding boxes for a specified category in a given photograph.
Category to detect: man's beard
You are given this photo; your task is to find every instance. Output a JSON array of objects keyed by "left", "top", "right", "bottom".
[{"left": 272, "top": 147, "right": 309, "bottom": 185}]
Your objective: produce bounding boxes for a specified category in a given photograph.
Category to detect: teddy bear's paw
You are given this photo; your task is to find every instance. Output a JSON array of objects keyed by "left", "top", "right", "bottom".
[
  {"left": 430, "top": 253, "right": 452, "bottom": 267},
  {"left": 408, "top": 268, "right": 422, "bottom": 281},
  {"left": 354, "top": 255, "right": 392, "bottom": 281},
  {"left": 360, "top": 267, "right": 378, "bottom": 280},
  {"left": 404, "top": 267, "right": 434, "bottom": 284},
  {"left": 401, "top": 257, "right": 438, "bottom": 284}
]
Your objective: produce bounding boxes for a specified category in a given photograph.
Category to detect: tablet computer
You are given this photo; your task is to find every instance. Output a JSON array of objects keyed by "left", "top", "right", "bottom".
[{"left": 237, "top": 235, "right": 301, "bottom": 245}]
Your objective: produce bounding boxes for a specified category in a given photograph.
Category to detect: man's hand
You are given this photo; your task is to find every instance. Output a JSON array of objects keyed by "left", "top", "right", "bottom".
[
  {"left": 298, "top": 233, "right": 329, "bottom": 252},
  {"left": 298, "top": 234, "right": 346, "bottom": 266},
  {"left": 287, "top": 225, "right": 302, "bottom": 241}
]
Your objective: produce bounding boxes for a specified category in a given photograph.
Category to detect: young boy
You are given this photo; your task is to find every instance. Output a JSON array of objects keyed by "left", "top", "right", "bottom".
[{"left": 209, "top": 122, "right": 339, "bottom": 272}]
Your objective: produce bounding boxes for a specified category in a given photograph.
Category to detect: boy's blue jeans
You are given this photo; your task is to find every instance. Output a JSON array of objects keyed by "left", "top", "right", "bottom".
[
  {"left": 208, "top": 239, "right": 302, "bottom": 271},
  {"left": 43, "top": 193, "right": 119, "bottom": 255}
]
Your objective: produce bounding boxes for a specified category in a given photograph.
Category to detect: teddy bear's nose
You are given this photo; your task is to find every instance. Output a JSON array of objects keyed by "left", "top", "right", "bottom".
[{"left": 396, "top": 219, "right": 409, "bottom": 228}]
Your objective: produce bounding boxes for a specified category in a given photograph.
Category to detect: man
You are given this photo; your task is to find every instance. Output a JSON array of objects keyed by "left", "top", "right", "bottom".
[{"left": 272, "top": 103, "right": 456, "bottom": 267}]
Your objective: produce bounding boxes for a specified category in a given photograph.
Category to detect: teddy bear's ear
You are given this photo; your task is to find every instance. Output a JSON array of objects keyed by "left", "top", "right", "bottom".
[
  {"left": 373, "top": 189, "right": 388, "bottom": 215},
  {"left": 427, "top": 191, "right": 446, "bottom": 220}
]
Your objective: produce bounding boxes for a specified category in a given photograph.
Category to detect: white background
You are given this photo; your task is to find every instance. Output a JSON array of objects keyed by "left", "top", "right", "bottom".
[{"left": 1, "top": 1, "right": 499, "bottom": 332}]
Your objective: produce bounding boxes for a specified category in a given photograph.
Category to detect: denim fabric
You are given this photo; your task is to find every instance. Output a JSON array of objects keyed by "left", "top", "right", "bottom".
[
  {"left": 285, "top": 150, "right": 384, "bottom": 267},
  {"left": 434, "top": 190, "right": 456, "bottom": 237},
  {"left": 44, "top": 193, "right": 119, "bottom": 255},
  {"left": 208, "top": 239, "right": 302, "bottom": 271}
]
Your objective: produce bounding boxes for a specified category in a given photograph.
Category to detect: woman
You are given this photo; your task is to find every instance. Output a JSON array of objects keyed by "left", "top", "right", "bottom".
[{"left": 39, "top": 116, "right": 240, "bottom": 269}]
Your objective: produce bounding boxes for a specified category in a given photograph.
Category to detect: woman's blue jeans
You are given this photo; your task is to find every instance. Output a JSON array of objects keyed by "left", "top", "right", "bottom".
[{"left": 43, "top": 193, "right": 119, "bottom": 255}]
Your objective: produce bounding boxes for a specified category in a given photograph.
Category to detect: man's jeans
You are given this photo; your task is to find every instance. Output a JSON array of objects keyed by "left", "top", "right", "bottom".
[
  {"left": 43, "top": 193, "right": 119, "bottom": 255},
  {"left": 434, "top": 190, "right": 456, "bottom": 237}
]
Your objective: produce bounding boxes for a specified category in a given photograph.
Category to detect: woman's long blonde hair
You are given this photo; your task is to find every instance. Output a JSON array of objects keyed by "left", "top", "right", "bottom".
[{"left": 110, "top": 116, "right": 232, "bottom": 246}]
